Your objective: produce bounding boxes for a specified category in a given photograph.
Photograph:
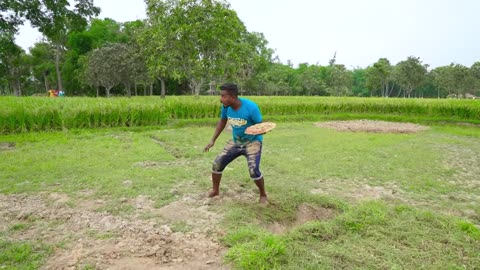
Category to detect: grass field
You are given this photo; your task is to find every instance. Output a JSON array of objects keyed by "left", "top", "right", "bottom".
[
  {"left": 1, "top": 116, "right": 479, "bottom": 269},
  {"left": 1, "top": 96, "right": 479, "bottom": 134}
]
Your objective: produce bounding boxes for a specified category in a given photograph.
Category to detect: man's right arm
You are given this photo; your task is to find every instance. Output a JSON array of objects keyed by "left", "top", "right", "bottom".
[{"left": 204, "top": 118, "right": 228, "bottom": 152}]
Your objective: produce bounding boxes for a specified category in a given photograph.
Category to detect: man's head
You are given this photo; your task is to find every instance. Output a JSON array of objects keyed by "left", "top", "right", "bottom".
[{"left": 219, "top": 83, "right": 239, "bottom": 107}]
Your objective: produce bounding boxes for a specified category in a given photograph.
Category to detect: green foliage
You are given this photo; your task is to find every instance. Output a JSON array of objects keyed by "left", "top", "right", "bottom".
[
  {"left": 225, "top": 234, "right": 287, "bottom": 270},
  {"left": 351, "top": 68, "right": 368, "bottom": 96},
  {"left": 0, "top": 240, "right": 52, "bottom": 269},
  {"left": 432, "top": 63, "right": 476, "bottom": 98},
  {"left": 142, "top": 0, "right": 269, "bottom": 95},
  {"left": 0, "top": 35, "right": 29, "bottom": 96},
  {"left": 222, "top": 226, "right": 265, "bottom": 247},
  {"left": 84, "top": 43, "right": 134, "bottom": 97},
  {"left": 366, "top": 58, "right": 394, "bottom": 97},
  {"left": 394, "top": 56, "right": 429, "bottom": 97},
  {"left": 2, "top": 0, "right": 480, "bottom": 98},
  {"left": 457, "top": 220, "right": 480, "bottom": 240},
  {"left": 21, "top": 0, "right": 101, "bottom": 92},
  {"left": 29, "top": 42, "right": 56, "bottom": 91}
]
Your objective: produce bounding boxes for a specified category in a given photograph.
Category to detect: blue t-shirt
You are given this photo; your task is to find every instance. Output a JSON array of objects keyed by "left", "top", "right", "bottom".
[{"left": 221, "top": 98, "right": 263, "bottom": 143}]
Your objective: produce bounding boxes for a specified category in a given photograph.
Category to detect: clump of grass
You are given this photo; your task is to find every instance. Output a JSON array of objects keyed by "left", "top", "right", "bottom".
[
  {"left": 9, "top": 223, "right": 30, "bottom": 232},
  {"left": 457, "top": 220, "right": 480, "bottom": 240},
  {"left": 0, "top": 240, "right": 52, "bottom": 269},
  {"left": 225, "top": 233, "right": 287, "bottom": 270}
]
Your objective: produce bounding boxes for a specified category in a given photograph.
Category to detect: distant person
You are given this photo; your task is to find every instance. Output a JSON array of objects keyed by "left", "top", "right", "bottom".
[
  {"left": 204, "top": 83, "right": 268, "bottom": 204},
  {"left": 58, "top": 90, "right": 65, "bottom": 97},
  {"left": 48, "top": 89, "right": 55, "bottom": 97}
]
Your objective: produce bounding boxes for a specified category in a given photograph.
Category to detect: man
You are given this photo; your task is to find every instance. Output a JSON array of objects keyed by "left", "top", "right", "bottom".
[{"left": 204, "top": 83, "right": 268, "bottom": 204}]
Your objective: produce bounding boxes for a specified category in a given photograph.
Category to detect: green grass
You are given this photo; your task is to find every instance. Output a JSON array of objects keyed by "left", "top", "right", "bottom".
[
  {"left": 9, "top": 223, "right": 30, "bottom": 232},
  {"left": 0, "top": 128, "right": 210, "bottom": 211},
  {"left": 1, "top": 121, "right": 479, "bottom": 269},
  {"left": 1, "top": 96, "right": 479, "bottom": 134},
  {"left": 0, "top": 240, "right": 52, "bottom": 269},
  {"left": 223, "top": 202, "right": 480, "bottom": 269}
]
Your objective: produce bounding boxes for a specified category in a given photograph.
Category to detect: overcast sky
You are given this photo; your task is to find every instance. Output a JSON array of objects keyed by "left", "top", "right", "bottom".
[{"left": 14, "top": 0, "right": 480, "bottom": 69}]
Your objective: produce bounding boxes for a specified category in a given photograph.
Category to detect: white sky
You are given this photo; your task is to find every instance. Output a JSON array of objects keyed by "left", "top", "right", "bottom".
[{"left": 14, "top": 0, "right": 480, "bottom": 69}]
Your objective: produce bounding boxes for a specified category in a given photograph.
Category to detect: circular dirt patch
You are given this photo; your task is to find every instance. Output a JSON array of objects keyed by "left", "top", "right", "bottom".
[
  {"left": 315, "top": 120, "right": 429, "bottom": 133},
  {"left": 268, "top": 204, "right": 337, "bottom": 234}
]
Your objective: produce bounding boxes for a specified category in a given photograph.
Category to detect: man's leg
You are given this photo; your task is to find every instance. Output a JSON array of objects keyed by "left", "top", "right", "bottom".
[
  {"left": 246, "top": 141, "right": 268, "bottom": 204},
  {"left": 208, "top": 173, "right": 222, "bottom": 197},
  {"left": 209, "top": 140, "right": 239, "bottom": 197},
  {"left": 254, "top": 177, "right": 268, "bottom": 204}
]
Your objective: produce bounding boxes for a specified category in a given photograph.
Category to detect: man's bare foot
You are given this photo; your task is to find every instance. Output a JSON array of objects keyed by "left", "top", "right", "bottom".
[
  {"left": 208, "top": 190, "right": 219, "bottom": 198},
  {"left": 259, "top": 196, "right": 268, "bottom": 205}
]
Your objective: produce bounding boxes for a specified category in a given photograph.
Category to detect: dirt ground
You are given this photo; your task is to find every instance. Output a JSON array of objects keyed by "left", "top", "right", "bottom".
[
  {"left": 0, "top": 188, "right": 338, "bottom": 270},
  {"left": 3, "top": 187, "right": 476, "bottom": 269},
  {"left": 315, "top": 120, "right": 430, "bottom": 133},
  {"left": 1, "top": 192, "right": 229, "bottom": 270}
]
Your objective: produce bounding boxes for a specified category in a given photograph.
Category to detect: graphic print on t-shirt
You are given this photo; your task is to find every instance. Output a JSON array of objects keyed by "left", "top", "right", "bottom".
[{"left": 228, "top": 117, "right": 247, "bottom": 127}]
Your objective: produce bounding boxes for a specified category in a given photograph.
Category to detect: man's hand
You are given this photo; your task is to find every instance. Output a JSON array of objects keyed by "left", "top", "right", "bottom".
[{"left": 204, "top": 140, "right": 215, "bottom": 152}]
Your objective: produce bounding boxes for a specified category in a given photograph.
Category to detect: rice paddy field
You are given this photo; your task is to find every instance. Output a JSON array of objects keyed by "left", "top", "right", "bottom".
[
  {"left": 1, "top": 96, "right": 479, "bottom": 134},
  {"left": 1, "top": 96, "right": 479, "bottom": 269}
]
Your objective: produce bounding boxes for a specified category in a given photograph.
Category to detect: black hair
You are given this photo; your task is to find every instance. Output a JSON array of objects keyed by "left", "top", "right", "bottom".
[{"left": 220, "top": 83, "right": 238, "bottom": 97}]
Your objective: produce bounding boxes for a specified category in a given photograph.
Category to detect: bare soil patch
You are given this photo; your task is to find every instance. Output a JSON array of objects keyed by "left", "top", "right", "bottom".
[
  {"left": 315, "top": 120, "right": 430, "bottom": 133},
  {"left": 0, "top": 142, "right": 16, "bottom": 151},
  {"left": 0, "top": 192, "right": 229, "bottom": 270},
  {"left": 268, "top": 203, "right": 337, "bottom": 234},
  {"left": 311, "top": 181, "right": 401, "bottom": 202}
]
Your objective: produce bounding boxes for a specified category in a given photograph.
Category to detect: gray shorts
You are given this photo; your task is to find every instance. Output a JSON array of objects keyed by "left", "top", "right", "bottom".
[{"left": 212, "top": 140, "right": 263, "bottom": 180}]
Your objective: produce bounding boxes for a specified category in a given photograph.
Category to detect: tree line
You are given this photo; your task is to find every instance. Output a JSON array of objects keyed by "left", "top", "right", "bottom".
[{"left": 1, "top": 0, "right": 480, "bottom": 98}]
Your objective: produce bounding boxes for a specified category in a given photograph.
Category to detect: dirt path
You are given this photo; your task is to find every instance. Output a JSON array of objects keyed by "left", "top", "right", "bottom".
[{"left": 0, "top": 193, "right": 229, "bottom": 270}]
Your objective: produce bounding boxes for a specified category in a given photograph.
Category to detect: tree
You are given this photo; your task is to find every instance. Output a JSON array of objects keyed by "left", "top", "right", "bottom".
[
  {"left": 29, "top": 42, "right": 56, "bottom": 92},
  {"left": 64, "top": 18, "right": 131, "bottom": 96},
  {"left": 393, "top": 56, "right": 428, "bottom": 98},
  {"left": 470, "top": 62, "right": 480, "bottom": 96},
  {"left": 123, "top": 20, "right": 154, "bottom": 96},
  {"left": 234, "top": 31, "right": 274, "bottom": 95},
  {"left": 0, "top": 0, "right": 25, "bottom": 36},
  {"left": 23, "top": 0, "right": 100, "bottom": 92},
  {"left": 351, "top": 67, "right": 368, "bottom": 97},
  {"left": 450, "top": 64, "right": 474, "bottom": 97},
  {"left": 84, "top": 43, "right": 131, "bottom": 97},
  {"left": 257, "top": 62, "right": 297, "bottom": 96},
  {"left": 431, "top": 63, "right": 474, "bottom": 98},
  {"left": 327, "top": 64, "right": 352, "bottom": 96},
  {"left": 296, "top": 63, "right": 326, "bottom": 96},
  {"left": 0, "top": 32, "right": 29, "bottom": 96},
  {"left": 143, "top": 0, "right": 251, "bottom": 96},
  {"left": 86, "top": 18, "right": 127, "bottom": 48},
  {"left": 416, "top": 71, "right": 437, "bottom": 98},
  {"left": 431, "top": 65, "right": 455, "bottom": 98},
  {"left": 366, "top": 58, "right": 394, "bottom": 97},
  {"left": 324, "top": 53, "right": 352, "bottom": 96}
]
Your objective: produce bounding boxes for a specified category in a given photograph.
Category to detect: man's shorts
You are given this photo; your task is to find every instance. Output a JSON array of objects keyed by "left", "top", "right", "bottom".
[{"left": 212, "top": 140, "right": 263, "bottom": 180}]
